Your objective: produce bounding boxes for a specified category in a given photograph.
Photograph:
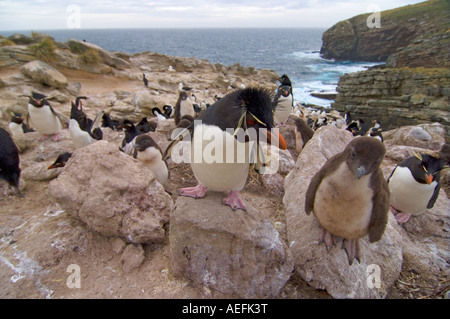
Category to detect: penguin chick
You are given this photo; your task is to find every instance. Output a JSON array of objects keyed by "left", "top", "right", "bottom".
[
  {"left": 388, "top": 153, "right": 445, "bottom": 224},
  {"left": 133, "top": 134, "right": 169, "bottom": 187},
  {"left": 174, "top": 91, "right": 195, "bottom": 125},
  {"left": 164, "top": 87, "right": 287, "bottom": 211},
  {"left": 48, "top": 152, "right": 72, "bottom": 169},
  {"left": 27, "top": 92, "right": 64, "bottom": 141},
  {"left": 305, "top": 137, "right": 389, "bottom": 265},
  {"left": 0, "top": 128, "right": 22, "bottom": 197},
  {"left": 292, "top": 116, "right": 314, "bottom": 153}
]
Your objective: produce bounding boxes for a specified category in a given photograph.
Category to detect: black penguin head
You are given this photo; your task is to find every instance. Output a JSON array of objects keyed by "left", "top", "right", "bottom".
[
  {"left": 10, "top": 112, "right": 24, "bottom": 124},
  {"left": 236, "top": 88, "right": 287, "bottom": 150},
  {"left": 134, "top": 134, "right": 159, "bottom": 153},
  {"left": 179, "top": 91, "right": 188, "bottom": 101},
  {"left": 278, "top": 74, "right": 292, "bottom": 86},
  {"left": 48, "top": 152, "right": 72, "bottom": 169},
  {"left": 29, "top": 92, "right": 49, "bottom": 108},
  {"left": 122, "top": 119, "right": 135, "bottom": 132},
  {"left": 409, "top": 153, "right": 445, "bottom": 185},
  {"left": 278, "top": 85, "right": 291, "bottom": 97},
  {"left": 345, "top": 137, "right": 386, "bottom": 179}
]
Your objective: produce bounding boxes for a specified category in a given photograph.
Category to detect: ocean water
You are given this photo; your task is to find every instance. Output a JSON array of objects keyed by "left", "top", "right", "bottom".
[{"left": 1, "top": 28, "right": 381, "bottom": 107}]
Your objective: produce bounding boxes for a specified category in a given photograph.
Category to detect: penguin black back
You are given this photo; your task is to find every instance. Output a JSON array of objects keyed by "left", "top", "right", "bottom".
[
  {"left": 198, "top": 87, "right": 275, "bottom": 131},
  {"left": 0, "top": 128, "right": 21, "bottom": 196}
]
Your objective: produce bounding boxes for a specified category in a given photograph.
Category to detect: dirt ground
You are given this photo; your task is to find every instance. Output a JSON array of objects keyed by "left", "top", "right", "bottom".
[{"left": 0, "top": 68, "right": 448, "bottom": 299}]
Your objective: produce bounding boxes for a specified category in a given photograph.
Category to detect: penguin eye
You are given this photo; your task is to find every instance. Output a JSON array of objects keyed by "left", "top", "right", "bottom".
[{"left": 247, "top": 119, "right": 255, "bottom": 126}]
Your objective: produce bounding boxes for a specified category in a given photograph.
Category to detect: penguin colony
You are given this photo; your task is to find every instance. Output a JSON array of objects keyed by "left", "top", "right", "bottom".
[{"left": 1, "top": 72, "right": 448, "bottom": 267}]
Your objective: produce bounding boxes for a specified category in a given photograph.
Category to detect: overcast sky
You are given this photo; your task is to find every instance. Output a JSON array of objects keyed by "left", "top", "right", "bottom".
[{"left": 0, "top": 0, "right": 426, "bottom": 31}]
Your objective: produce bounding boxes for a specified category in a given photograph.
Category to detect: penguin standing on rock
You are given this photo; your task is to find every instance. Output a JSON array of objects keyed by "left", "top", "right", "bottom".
[
  {"left": 132, "top": 134, "right": 169, "bottom": 187},
  {"left": 143, "top": 74, "right": 148, "bottom": 87},
  {"left": 9, "top": 112, "right": 34, "bottom": 139},
  {"left": 0, "top": 128, "right": 22, "bottom": 197},
  {"left": 174, "top": 91, "right": 195, "bottom": 126},
  {"left": 27, "top": 92, "right": 65, "bottom": 141},
  {"left": 273, "top": 84, "right": 293, "bottom": 126},
  {"left": 305, "top": 137, "right": 389, "bottom": 265},
  {"left": 388, "top": 153, "right": 446, "bottom": 223},
  {"left": 163, "top": 87, "right": 287, "bottom": 211},
  {"left": 120, "top": 119, "right": 141, "bottom": 155},
  {"left": 291, "top": 116, "right": 314, "bottom": 153}
]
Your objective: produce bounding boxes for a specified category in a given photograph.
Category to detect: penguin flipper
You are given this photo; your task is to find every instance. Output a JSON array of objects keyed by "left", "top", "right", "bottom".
[
  {"left": 89, "top": 110, "right": 104, "bottom": 140},
  {"left": 50, "top": 105, "right": 70, "bottom": 128},
  {"left": 427, "top": 180, "right": 441, "bottom": 209},
  {"left": 304, "top": 168, "right": 324, "bottom": 216},
  {"left": 162, "top": 124, "right": 193, "bottom": 161},
  {"left": 368, "top": 170, "right": 390, "bottom": 243}
]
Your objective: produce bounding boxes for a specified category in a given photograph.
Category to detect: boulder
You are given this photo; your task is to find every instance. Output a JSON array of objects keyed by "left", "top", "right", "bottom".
[
  {"left": 170, "top": 192, "right": 294, "bottom": 298},
  {"left": 383, "top": 124, "right": 446, "bottom": 151},
  {"left": 284, "top": 126, "right": 403, "bottom": 298},
  {"left": 49, "top": 140, "right": 173, "bottom": 244},
  {"left": 20, "top": 60, "right": 68, "bottom": 89}
]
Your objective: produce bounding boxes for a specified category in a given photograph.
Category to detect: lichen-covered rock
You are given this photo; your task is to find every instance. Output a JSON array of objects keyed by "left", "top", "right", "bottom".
[
  {"left": 170, "top": 192, "right": 294, "bottom": 298},
  {"left": 20, "top": 60, "right": 68, "bottom": 88},
  {"left": 49, "top": 140, "right": 173, "bottom": 244}
]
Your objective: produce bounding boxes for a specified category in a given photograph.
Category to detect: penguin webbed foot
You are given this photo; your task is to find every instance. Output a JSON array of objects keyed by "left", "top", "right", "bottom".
[
  {"left": 51, "top": 133, "right": 60, "bottom": 142},
  {"left": 318, "top": 227, "right": 335, "bottom": 251},
  {"left": 342, "top": 239, "right": 361, "bottom": 265},
  {"left": 390, "top": 206, "right": 411, "bottom": 224},
  {"left": 223, "top": 190, "right": 247, "bottom": 211},
  {"left": 179, "top": 184, "right": 207, "bottom": 199}
]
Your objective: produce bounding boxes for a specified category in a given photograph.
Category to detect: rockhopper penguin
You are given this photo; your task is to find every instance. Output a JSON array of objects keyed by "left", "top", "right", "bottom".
[
  {"left": 388, "top": 153, "right": 446, "bottom": 223},
  {"left": 164, "top": 87, "right": 287, "bottom": 211},
  {"left": 69, "top": 96, "right": 104, "bottom": 149},
  {"left": 27, "top": 92, "right": 65, "bottom": 141},
  {"left": 0, "top": 127, "right": 22, "bottom": 197},
  {"left": 305, "top": 137, "right": 389, "bottom": 265}
]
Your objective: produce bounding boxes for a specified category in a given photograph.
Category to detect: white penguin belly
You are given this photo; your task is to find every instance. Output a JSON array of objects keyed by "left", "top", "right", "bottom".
[
  {"left": 9, "top": 122, "right": 24, "bottom": 139},
  {"left": 190, "top": 124, "right": 251, "bottom": 193},
  {"left": 274, "top": 96, "right": 292, "bottom": 125},
  {"left": 314, "top": 163, "right": 373, "bottom": 240},
  {"left": 69, "top": 119, "right": 95, "bottom": 149},
  {"left": 180, "top": 99, "right": 195, "bottom": 118},
  {"left": 136, "top": 147, "right": 168, "bottom": 186},
  {"left": 389, "top": 166, "right": 436, "bottom": 215},
  {"left": 28, "top": 104, "right": 61, "bottom": 135}
]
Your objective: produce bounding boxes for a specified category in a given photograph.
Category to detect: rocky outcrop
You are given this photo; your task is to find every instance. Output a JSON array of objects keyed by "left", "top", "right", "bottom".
[
  {"left": 320, "top": 0, "right": 450, "bottom": 68},
  {"left": 170, "top": 193, "right": 294, "bottom": 298},
  {"left": 284, "top": 126, "right": 404, "bottom": 298},
  {"left": 20, "top": 60, "right": 68, "bottom": 89},
  {"left": 49, "top": 140, "right": 173, "bottom": 244},
  {"left": 332, "top": 68, "right": 450, "bottom": 139}
]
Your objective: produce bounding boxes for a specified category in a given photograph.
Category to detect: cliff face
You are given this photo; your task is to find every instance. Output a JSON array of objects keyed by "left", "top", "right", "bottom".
[
  {"left": 332, "top": 68, "right": 450, "bottom": 138},
  {"left": 320, "top": 0, "right": 450, "bottom": 68}
]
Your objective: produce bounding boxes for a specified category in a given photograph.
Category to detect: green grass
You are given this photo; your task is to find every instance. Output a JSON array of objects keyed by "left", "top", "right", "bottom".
[
  {"left": 29, "top": 37, "right": 57, "bottom": 63},
  {"left": 77, "top": 48, "right": 101, "bottom": 64}
]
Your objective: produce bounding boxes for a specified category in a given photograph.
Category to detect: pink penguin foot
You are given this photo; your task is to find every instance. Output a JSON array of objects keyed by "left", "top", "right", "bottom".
[
  {"left": 51, "top": 133, "right": 61, "bottom": 142},
  {"left": 342, "top": 239, "right": 361, "bottom": 265},
  {"left": 394, "top": 212, "right": 411, "bottom": 224},
  {"left": 40, "top": 135, "right": 50, "bottom": 141},
  {"left": 318, "top": 227, "right": 335, "bottom": 251},
  {"left": 178, "top": 184, "right": 207, "bottom": 199},
  {"left": 390, "top": 206, "right": 411, "bottom": 223},
  {"left": 223, "top": 190, "right": 246, "bottom": 211}
]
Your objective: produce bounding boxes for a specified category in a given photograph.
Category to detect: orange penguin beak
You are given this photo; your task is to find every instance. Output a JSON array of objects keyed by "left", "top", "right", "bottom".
[
  {"left": 264, "top": 130, "right": 287, "bottom": 150},
  {"left": 425, "top": 174, "right": 433, "bottom": 185}
]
